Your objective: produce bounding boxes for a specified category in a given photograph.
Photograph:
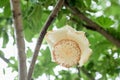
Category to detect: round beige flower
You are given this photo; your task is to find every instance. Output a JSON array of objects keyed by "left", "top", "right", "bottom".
[{"left": 45, "top": 25, "right": 92, "bottom": 68}]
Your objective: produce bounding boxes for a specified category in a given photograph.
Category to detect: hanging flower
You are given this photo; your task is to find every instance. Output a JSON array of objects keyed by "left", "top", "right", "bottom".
[{"left": 45, "top": 25, "right": 92, "bottom": 68}]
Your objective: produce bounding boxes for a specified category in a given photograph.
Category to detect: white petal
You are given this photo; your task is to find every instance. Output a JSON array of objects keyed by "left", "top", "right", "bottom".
[
  {"left": 79, "top": 48, "right": 92, "bottom": 66},
  {"left": 45, "top": 25, "right": 92, "bottom": 67}
]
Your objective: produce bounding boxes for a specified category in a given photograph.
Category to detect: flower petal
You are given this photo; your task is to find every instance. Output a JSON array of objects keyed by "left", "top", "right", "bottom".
[{"left": 45, "top": 25, "right": 92, "bottom": 67}]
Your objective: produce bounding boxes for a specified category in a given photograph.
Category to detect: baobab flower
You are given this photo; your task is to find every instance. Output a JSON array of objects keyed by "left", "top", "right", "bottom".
[{"left": 45, "top": 25, "right": 92, "bottom": 68}]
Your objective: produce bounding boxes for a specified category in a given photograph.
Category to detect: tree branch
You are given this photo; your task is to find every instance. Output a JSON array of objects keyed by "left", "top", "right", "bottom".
[
  {"left": 27, "top": 0, "right": 64, "bottom": 80},
  {"left": 65, "top": 2, "right": 120, "bottom": 48},
  {"left": 70, "top": 17, "right": 96, "bottom": 31},
  {"left": 10, "top": 0, "right": 27, "bottom": 80}
]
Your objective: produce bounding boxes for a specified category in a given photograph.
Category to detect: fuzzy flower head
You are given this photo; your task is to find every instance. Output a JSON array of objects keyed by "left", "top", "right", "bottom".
[{"left": 45, "top": 25, "right": 92, "bottom": 68}]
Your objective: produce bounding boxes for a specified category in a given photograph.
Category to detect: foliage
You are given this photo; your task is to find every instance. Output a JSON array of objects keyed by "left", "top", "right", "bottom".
[
  {"left": 0, "top": 0, "right": 120, "bottom": 80},
  {"left": 33, "top": 47, "right": 57, "bottom": 78}
]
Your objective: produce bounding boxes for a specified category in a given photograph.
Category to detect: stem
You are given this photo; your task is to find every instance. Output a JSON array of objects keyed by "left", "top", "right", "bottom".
[
  {"left": 27, "top": 0, "right": 64, "bottom": 80},
  {"left": 76, "top": 66, "right": 81, "bottom": 79},
  {"left": 0, "top": 54, "right": 10, "bottom": 63},
  {"left": 10, "top": 0, "right": 27, "bottom": 80},
  {"left": 81, "top": 67, "right": 95, "bottom": 80},
  {"left": 65, "top": 2, "right": 120, "bottom": 48}
]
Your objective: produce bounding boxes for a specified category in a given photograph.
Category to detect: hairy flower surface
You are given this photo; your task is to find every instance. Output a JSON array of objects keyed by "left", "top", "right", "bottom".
[{"left": 45, "top": 25, "right": 92, "bottom": 68}]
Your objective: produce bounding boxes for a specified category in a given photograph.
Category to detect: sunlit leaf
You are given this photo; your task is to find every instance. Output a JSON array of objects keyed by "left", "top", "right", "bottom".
[
  {"left": 0, "top": 50, "right": 4, "bottom": 56},
  {"left": 26, "top": 47, "right": 32, "bottom": 58},
  {"left": 33, "top": 47, "right": 56, "bottom": 78},
  {"left": 95, "top": 16, "right": 114, "bottom": 28},
  {"left": 56, "top": 15, "right": 67, "bottom": 28},
  {"left": 3, "top": 3, "right": 11, "bottom": 17},
  {"left": 8, "top": 57, "right": 18, "bottom": 72},
  {"left": 0, "top": 0, "right": 8, "bottom": 7}
]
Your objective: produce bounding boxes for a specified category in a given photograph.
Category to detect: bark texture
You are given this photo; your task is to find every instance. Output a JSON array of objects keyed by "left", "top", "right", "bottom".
[{"left": 10, "top": 0, "right": 27, "bottom": 80}]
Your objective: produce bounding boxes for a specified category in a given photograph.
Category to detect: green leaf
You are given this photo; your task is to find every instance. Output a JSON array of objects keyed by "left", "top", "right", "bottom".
[
  {"left": 3, "top": 68, "right": 5, "bottom": 75},
  {"left": 26, "top": 47, "right": 32, "bottom": 58},
  {"left": 23, "top": 5, "right": 44, "bottom": 41},
  {"left": 27, "top": 4, "right": 43, "bottom": 28},
  {"left": 93, "top": 0, "right": 99, "bottom": 3},
  {"left": 33, "top": 47, "right": 56, "bottom": 78},
  {"left": 0, "top": 27, "right": 2, "bottom": 37},
  {"left": 2, "top": 31, "right": 9, "bottom": 48},
  {"left": 95, "top": 16, "right": 114, "bottom": 28},
  {"left": 0, "top": 0, "right": 8, "bottom": 7},
  {"left": 8, "top": 57, "right": 18, "bottom": 72},
  {"left": 67, "top": 0, "right": 76, "bottom": 7},
  {"left": 83, "top": 0, "right": 91, "bottom": 8},
  {"left": 56, "top": 15, "right": 67, "bottom": 28},
  {"left": 0, "top": 50, "right": 4, "bottom": 56},
  {"left": 24, "top": 27, "right": 34, "bottom": 42},
  {"left": 3, "top": 2, "right": 11, "bottom": 17},
  {"left": 104, "top": 1, "right": 120, "bottom": 18},
  {"left": 33, "top": 64, "right": 44, "bottom": 78},
  {"left": 10, "top": 27, "right": 15, "bottom": 44},
  {"left": 106, "top": 27, "right": 120, "bottom": 40},
  {"left": 91, "top": 40, "right": 112, "bottom": 61},
  {"left": 58, "top": 70, "right": 77, "bottom": 80}
]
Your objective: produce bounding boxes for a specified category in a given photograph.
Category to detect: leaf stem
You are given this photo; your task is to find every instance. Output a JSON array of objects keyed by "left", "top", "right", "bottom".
[
  {"left": 76, "top": 66, "right": 81, "bottom": 79},
  {"left": 81, "top": 67, "right": 95, "bottom": 80}
]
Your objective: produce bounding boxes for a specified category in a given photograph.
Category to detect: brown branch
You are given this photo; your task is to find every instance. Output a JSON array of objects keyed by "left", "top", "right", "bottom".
[
  {"left": 27, "top": 0, "right": 64, "bottom": 80},
  {"left": 10, "top": 0, "right": 27, "bottom": 80},
  {"left": 70, "top": 17, "right": 96, "bottom": 31},
  {"left": 82, "top": 24, "right": 97, "bottom": 31},
  {"left": 65, "top": 2, "right": 120, "bottom": 48}
]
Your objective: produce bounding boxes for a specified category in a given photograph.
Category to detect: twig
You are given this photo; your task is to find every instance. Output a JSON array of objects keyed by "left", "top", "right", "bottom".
[
  {"left": 10, "top": 0, "right": 27, "bottom": 80},
  {"left": 0, "top": 54, "right": 10, "bottom": 63},
  {"left": 65, "top": 2, "right": 120, "bottom": 48},
  {"left": 27, "top": 0, "right": 64, "bottom": 80},
  {"left": 81, "top": 67, "right": 95, "bottom": 80},
  {"left": 76, "top": 66, "right": 81, "bottom": 79}
]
